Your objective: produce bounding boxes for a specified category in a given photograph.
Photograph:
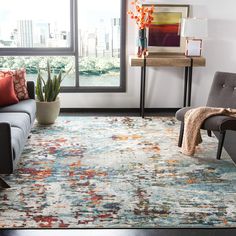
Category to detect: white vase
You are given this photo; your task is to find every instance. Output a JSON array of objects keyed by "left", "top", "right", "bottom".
[{"left": 36, "top": 98, "right": 60, "bottom": 125}]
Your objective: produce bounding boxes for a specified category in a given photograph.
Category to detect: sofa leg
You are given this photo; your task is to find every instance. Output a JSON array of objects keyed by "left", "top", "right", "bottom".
[
  {"left": 0, "top": 176, "right": 10, "bottom": 189},
  {"left": 207, "top": 130, "right": 212, "bottom": 137},
  {"left": 178, "top": 122, "right": 184, "bottom": 147},
  {"left": 216, "top": 131, "right": 226, "bottom": 160}
]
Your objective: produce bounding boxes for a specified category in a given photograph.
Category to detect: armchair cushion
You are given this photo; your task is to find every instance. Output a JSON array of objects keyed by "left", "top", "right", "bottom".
[
  {"left": 175, "top": 107, "right": 194, "bottom": 121},
  {"left": 202, "top": 115, "right": 236, "bottom": 131},
  {"left": 176, "top": 107, "right": 236, "bottom": 132}
]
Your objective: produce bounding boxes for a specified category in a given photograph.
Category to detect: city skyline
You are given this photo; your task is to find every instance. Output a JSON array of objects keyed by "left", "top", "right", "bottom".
[
  {"left": 0, "top": 17, "right": 120, "bottom": 58},
  {"left": 0, "top": 19, "right": 70, "bottom": 48}
]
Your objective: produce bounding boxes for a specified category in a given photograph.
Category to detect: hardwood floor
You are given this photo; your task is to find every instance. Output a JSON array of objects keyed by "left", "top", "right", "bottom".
[
  {"left": 1, "top": 229, "right": 236, "bottom": 236},
  {"left": 59, "top": 108, "right": 177, "bottom": 117}
]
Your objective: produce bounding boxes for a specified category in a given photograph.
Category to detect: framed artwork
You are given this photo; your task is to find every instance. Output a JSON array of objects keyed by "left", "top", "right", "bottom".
[{"left": 143, "top": 4, "right": 190, "bottom": 54}]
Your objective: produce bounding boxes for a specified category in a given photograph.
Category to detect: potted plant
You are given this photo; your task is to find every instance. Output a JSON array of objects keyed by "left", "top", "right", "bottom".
[{"left": 35, "top": 61, "right": 65, "bottom": 125}]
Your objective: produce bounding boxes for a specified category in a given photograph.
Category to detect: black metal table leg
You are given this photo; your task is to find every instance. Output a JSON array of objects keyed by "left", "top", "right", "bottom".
[
  {"left": 187, "top": 58, "right": 193, "bottom": 106},
  {"left": 183, "top": 67, "right": 189, "bottom": 107},
  {"left": 142, "top": 56, "right": 146, "bottom": 118},
  {"left": 141, "top": 57, "right": 147, "bottom": 118},
  {"left": 140, "top": 67, "right": 144, "bottom": 116}
]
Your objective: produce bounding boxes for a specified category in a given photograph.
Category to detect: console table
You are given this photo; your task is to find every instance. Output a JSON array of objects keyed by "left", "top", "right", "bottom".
[{"left": 129, "top": 54, "right": 206, "bottom": 118}]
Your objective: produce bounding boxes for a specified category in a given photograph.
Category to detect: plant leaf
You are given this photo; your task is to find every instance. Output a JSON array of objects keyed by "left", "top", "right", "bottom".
[{"left": 36, "top": 71, "right": 44, "bottom": 101}]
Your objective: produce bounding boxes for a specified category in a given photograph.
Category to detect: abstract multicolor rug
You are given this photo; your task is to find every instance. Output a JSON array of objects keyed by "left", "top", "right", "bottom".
[{"left": 0, "top": 116, "right": 236, "bottom": 228}]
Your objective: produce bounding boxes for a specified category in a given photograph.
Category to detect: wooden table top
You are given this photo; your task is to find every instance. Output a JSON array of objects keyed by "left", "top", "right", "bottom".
[{"left": 129, "top": 54, "right": 206, "bottom": 67}]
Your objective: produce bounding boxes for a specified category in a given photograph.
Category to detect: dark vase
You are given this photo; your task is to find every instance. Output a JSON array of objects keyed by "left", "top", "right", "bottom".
[{"left": 137, "top": 28, "right": 147, "bottom": 57}]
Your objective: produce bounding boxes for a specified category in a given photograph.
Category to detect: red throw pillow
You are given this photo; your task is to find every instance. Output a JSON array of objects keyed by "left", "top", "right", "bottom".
[
  {"left": 0, "top": 75, "right": 19, "bottom": 107},
  {"left": 0, "top": 69, "right": 29, "bottom": 100}
]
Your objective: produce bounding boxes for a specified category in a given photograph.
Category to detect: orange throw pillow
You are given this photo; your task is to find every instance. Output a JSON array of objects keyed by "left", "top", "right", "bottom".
[{"left": 0, "top": 75, "right": 19, "bottom": 107}]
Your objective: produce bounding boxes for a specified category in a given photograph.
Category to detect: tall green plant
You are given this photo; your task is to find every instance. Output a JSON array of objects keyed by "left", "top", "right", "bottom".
[{"left": 36, "top": 61, "right": 66, "bottom": 102}]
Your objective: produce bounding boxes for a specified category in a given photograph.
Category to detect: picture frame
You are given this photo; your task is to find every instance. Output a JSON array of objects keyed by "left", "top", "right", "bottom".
[
  {"left": 143, "top": 4, "right": 190, "bottom": 54},
  {"left": 185, "top": 39, "right": 202, "bottom": 57}
]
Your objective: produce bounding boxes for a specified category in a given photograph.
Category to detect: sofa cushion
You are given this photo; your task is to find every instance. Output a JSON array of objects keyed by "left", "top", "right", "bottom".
[
  {"left": 0, "top": 99, "right": 36, "bottom": 123},
  {"left": 11, "top": 127, "right": 26, "bottom": 161},
  {"left": 0, "top": 75, "right": 19, "bottom": 107},
  {"left": 0, "top": 113, "right": 31, "bottom": 137}
]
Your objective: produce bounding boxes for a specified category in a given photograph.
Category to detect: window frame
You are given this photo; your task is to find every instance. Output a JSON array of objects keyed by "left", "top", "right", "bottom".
[{"left": 0, "top": 0, "right": 126, "bottom": 93}]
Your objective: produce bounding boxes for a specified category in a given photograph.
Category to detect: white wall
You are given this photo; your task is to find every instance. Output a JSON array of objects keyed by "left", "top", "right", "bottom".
[{"left": 61, "top": 0, "right": 236, "bottom": 108}]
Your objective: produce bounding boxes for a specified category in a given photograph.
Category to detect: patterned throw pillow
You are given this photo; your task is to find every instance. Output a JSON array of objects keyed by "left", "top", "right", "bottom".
[
  {"left": 0, "top": 69, "right": 29, "bottom": 100},
  {"left": 12, "top": 69, "right": 29, "bottom": 100}
]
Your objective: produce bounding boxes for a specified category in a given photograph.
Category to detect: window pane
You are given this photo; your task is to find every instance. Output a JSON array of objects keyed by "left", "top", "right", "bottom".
[
  {"left": 0, "top": 0, "right": 71, "bottom": 48},
  {"left": 77, "top": 0, "right": 121, "bottom": 87},
  {"left": 0, "top": 56, "right": 75, "bottom": 87}
]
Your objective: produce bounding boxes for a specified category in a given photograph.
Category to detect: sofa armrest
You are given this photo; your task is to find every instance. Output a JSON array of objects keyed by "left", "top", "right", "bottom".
[
  {"left": 27, "top": 81, "right": 35, "bottom": 99},
  {"left": 0, "top": 122, "right": 14, "bottom": 174}
]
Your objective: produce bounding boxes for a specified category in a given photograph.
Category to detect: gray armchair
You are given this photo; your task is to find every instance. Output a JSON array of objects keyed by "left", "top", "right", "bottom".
[{"left": 176, "top": 71, "right": 236, "bottom": 160}]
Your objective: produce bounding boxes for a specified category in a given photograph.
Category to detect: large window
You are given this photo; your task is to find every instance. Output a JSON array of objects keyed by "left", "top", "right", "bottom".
[
  {"left": 0, "top": 0, "right": 126, "bottom": 92},
  {"left": 77, "top": 0, "right": 121, "bottom": 87},
  {"left": 0, "top": 0, "right": 71, "bottom": 48}
]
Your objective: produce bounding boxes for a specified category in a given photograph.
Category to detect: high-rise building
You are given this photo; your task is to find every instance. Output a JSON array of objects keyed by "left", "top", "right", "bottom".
[
  {"left": 111, "top": 18, "right": 120, "bottom": 57},
  {"left": 17, "top": 20, "right": 33, "bottom": 47},
  {"left": 96, "top": 19, "right": 106, "bottom": 56},
  {"left": 34, "top": 22, "right": 50, "bottom": 47}
]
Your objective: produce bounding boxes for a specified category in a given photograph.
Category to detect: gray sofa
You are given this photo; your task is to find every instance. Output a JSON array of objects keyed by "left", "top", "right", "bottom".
[{"left": 0, "top": 81, "right": 36, "bottom": 187}]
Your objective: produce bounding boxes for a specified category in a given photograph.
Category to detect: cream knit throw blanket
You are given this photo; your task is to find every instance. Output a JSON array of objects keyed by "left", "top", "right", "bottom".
[{"left": 181, "top": 106, "right": 236, "bottom": 156}]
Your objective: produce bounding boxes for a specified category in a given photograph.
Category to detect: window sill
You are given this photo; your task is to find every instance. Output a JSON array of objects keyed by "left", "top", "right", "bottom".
[{"left": 60, "top": 86, "right": 126, "bottom": 93}]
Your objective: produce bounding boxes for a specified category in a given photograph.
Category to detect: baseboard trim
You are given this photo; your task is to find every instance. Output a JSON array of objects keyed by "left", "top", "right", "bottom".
[{"left": 60, "top": 108, "right": 180, "bottom": 114}]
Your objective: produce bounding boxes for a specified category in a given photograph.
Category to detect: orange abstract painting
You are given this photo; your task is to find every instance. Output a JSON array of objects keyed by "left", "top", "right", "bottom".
[{"left": 148, "top": 12, "right": 182, "bottom": 47}]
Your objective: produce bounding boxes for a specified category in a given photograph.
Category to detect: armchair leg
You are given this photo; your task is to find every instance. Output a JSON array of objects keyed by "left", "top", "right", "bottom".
[
  {"left": 178, "top": 122, "right": 184, "bottom": 147},
  {"left": 207, "top": 130, "right": 212, "bottom": 137},
  {"left": 0, "top": 176, "right": 10, "bottom": 189},
  {"left": 216, "top": 131, "right": 226, "bottom": 160}
]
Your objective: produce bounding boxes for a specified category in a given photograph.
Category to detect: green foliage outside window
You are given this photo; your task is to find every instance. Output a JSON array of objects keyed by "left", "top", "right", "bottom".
[{"left": 0, "top": 56, "right": 120, "bottom": 76}]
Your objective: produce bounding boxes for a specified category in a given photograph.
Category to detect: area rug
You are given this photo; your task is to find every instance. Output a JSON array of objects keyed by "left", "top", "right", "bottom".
[{"left": 0, "top": 116, "right": 236, "bottom": 228}]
